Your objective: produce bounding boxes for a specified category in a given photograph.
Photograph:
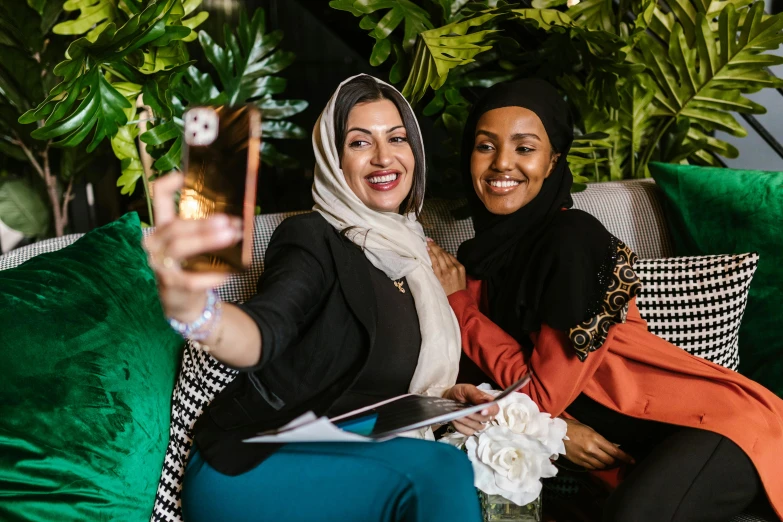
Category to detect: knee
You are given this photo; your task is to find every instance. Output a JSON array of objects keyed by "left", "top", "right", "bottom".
[
  {"left": 420, "top": 443, "right": 473, "bottom": 480},
  {"left": 402, "top": 441, "right": 475, "bottom": 495},
  {"left": 603, "top": 488, "right": 656, "bottom": 522}
]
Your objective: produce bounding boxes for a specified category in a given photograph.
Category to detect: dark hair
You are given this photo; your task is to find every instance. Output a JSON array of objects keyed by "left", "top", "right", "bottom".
[{"left": 333, "top": 75, "right": 425, "bottom": 217}]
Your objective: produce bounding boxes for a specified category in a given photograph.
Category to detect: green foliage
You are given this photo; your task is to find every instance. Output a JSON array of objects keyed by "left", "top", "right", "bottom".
[
  {"left": 332, "top": 0, "right": 783, "bottom": 184},
  {"left": 1, "top": 1, "right": 307, "bottom": 236},
  {"left": 0, "top": 178, "right": 50, "bottom": 237},
  {"left": 124, "top": 8, "right": 309, "bottom": 195},
  {"left": 402, "top": 12, "right": 500, "bottom": 104}
]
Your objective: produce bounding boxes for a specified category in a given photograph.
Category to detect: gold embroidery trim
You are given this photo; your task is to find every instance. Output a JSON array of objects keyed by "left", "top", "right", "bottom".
[{"left": 569, "top": 242, "right": 642, "bottom": 361}]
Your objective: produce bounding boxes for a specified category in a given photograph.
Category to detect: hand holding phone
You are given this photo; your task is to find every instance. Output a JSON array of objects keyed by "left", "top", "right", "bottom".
[
  {"left": 179, "top": 104, "right": 261, "bottom": 273},
  {"left": 144, "top": 173, "right": 242, "bottom": 322},
  {"left": 143, "top": 103, "right": 261, "bottom": 323}
]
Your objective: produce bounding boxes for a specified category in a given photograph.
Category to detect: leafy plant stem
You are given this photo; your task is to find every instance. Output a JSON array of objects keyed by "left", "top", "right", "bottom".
[
  {"left": 636, "top": 118, "right": 673, "bottom": 178},
  {"left": 62, "top": 177, "right": 74, "bottom": 235},
  {"left": 42, "top": 143, "right": 68, "bottom": 236},
  {"left": 13, "top": 135, "right": 69, "bottom": 235},
  {"left": 136, "top": 95, "right": 155, "bottom": 227},
  {"left": 13, "top": 136, "right": 45, "bottom": 180}
]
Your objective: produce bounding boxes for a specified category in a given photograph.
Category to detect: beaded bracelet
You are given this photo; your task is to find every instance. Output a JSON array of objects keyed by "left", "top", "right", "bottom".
[
  {"left": 188, "top": 300, "right": 222, "bottom": 343},
  {"left": 168, "top": 289, "right": 220, "bottom": 339},
  {"left": 190, "top": 300, "right": 223, "bottom": 353}
]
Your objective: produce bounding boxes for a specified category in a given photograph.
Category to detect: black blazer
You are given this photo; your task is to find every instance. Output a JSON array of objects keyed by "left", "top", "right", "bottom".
[{"left": 192, "top": 213, "right": 379, "bottom": 476}]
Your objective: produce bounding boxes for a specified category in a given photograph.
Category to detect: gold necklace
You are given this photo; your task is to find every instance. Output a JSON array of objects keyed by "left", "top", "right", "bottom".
[{"left": 393, "top": 280, "right": 406, "bottom": 293}]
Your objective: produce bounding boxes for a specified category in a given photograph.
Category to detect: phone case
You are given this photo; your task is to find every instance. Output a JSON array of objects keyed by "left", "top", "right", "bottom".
[{"left": 180, "top": 104, "right": 261, "bottom": 272}]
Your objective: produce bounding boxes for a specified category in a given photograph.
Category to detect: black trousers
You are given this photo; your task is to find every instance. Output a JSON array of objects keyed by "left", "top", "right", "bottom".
[
  {"left": 566, "top": 394, "right": 763, "bottom": 522},
  {"left": 603, "top": 427, "right": 761, "bottom": 522}
]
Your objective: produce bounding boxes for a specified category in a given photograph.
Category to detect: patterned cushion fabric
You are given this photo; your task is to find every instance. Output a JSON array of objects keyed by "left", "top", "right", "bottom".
[
  {"left": 0, "top": 181, "right": 771, "bottom": 522},
  {"left": 635, "top": 254, "right": 759, "bottom": 370},
  {"left": 571, "top": 179, "right": 673, "bottom": 259}
]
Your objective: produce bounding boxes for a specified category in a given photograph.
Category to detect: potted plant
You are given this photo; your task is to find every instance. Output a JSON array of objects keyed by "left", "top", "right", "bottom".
[
  {"left": 0, "top": 0, "right": 308, "bottom": 237},
  {"left": 330, "top": 0, "right": 783, "bottom": 191}
]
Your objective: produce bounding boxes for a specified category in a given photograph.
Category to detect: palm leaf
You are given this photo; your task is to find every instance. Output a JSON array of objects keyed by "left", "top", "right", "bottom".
[
  {"left": 613, "top": 78, "right": 658, "bottom": 178},
  {"left": 638, "top": 1, "right": 783, "bottom": 172},
  {"left": 330, "top": 0, "right": 433, "bottom": 52},
  {"left": 568, "top": 132, "right": 612, "bottom": 183},
  {"left": 648, "top": 0, "right": 756, "bottom": 45},
  {"left": 565, "top": 0, "right": 616, "bottom": 32},
  {"left": 401, "top": 12, "right": 501, "bottom": 104}
]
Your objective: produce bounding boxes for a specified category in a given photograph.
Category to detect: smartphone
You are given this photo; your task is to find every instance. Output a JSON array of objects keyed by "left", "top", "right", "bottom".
[{"left": 179, "top": 104, "right": 261, "bottom": 273}]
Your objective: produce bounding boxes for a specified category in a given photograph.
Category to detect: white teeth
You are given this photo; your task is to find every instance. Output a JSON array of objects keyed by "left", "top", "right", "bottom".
[
  {"left": 489, "top": 180, "right": 521, "bottom": 188},
  {"left": 368, "top": 173, "right": 399, "bottom": 184}
]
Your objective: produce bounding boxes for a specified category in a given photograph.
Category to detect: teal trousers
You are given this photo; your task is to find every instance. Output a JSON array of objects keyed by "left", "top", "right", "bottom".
[{"left": 182, "top": 438, "right": 481, "bottom": 522}]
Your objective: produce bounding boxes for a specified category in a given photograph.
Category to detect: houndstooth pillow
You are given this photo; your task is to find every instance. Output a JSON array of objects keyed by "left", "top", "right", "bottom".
[{"left": 635, "top": 253, "right": 759, "bottom": 370}]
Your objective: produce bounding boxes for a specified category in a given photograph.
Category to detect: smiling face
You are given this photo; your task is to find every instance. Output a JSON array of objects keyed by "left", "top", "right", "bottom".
[
  {"left": 340, "top": 99, "right": 415, "bottom": 213},
  {"left": 470, "top": 106, "right": 560, "bottom": 215}
]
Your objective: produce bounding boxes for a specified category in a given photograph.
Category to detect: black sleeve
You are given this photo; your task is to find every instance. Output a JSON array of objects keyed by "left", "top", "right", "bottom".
[{"left": 236, "top": 215, "right": 336, "bottom": 371}]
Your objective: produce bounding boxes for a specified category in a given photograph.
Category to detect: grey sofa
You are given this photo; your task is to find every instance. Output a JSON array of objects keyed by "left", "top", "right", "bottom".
[{"left": 0, "top": 179, "right": 773, "bottom": 522}]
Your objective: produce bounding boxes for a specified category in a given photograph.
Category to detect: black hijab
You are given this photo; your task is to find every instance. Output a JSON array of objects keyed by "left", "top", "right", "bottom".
[{"left": 458, "top": 79, "right": 640, "bottom": 359}]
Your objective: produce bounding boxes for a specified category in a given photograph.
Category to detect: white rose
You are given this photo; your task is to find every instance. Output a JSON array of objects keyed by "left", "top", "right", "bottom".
[
  {"left": 466, "top": 425, "right": 558, "bottom": 506},
  {"left": 478, "top": 383, "right": 568, "bottom": 457}
]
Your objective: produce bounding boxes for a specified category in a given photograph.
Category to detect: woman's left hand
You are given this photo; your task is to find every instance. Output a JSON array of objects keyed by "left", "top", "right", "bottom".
[
  {"left": 443, "top": 384, "right": 500, "bottom": 436},
  {"left": 427, "top": 240, "right": 467, "bottom": 295}
]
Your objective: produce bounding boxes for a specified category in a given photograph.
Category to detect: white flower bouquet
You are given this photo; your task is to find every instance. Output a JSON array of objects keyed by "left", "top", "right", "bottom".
[{"left": 441, "top": 384, "right": 568, "bottom": 508}]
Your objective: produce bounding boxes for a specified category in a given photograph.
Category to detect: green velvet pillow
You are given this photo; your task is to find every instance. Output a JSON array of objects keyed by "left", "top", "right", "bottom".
[
  {"left": 650, "top": 162, "right": 783, "bottom": 396},
  {"left": 0, "top": 213, "right": 183, "bottom": 521}
]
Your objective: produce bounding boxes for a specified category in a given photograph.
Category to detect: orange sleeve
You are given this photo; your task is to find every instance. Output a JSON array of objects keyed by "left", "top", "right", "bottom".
[{"left": 448, "top": 279, "right": 611, "bottom": 417}]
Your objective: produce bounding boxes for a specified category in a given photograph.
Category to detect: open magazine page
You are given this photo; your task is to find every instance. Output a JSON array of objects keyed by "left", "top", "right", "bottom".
[{"left": 244, "top": 375, "right": 531, "bottom": 444}]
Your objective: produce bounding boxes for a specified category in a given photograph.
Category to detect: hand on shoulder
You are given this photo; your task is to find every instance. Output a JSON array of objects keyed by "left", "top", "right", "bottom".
[{"left": 427, "top": 239, "right": 467, "bottom": 296}]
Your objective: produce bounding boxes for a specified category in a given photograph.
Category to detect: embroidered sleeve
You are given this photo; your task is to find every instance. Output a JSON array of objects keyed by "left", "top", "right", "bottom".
[{"left": 569, "top": 240, "right": 642, "bottom": 361}]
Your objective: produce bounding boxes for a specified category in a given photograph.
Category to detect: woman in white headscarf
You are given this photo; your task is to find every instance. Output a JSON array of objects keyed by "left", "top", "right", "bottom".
[{"left": 145, "top": 75, "right": 495, "bottom": 522}]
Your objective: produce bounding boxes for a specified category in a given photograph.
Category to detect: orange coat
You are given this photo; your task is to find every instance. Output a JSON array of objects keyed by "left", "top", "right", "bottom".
[{"left": 449, "top": 278, "right": 783, "bottom": 520}]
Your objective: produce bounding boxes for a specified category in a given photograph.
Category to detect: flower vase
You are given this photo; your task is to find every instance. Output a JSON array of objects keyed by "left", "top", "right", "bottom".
[{"left": 479, "top": 491, "right": 542, "bottom": 522}]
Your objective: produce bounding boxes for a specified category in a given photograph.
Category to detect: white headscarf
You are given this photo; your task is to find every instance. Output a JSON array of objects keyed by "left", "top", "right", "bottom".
[{"left": 312, "top": 74, "right": 461, "bottom": 400}]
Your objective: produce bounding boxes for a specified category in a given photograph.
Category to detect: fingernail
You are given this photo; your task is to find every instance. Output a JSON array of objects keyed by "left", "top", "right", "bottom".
[
  {"left": 426, "top": 237, "right": 433, "bottom": 242},
  {"left": 481, "top": 409, "right": 489, "bottom": 416}
]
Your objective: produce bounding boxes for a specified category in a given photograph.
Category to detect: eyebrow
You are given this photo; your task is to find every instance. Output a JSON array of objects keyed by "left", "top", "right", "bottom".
[
  {"left": 476, "top": 130, "right": 541, "bottom": 141},
  {"left": 347, "top": 125, "right": 406, "bottom": 135}
]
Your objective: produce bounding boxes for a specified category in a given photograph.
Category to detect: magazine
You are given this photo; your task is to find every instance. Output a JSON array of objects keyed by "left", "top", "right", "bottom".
[{"left": 244, "top": 374, "right": 531, "bottom": 444}]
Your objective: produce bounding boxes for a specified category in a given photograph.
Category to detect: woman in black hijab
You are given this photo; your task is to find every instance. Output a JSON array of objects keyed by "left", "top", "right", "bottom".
[{"left": 428, "top": 79, "right": 783, "bottom": 522}]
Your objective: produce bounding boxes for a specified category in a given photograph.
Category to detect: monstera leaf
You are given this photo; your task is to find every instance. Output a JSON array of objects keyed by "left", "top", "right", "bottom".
[
  {"left": 53, "top": 0, "right": 122, "bottom": 41},
  {"left": 193, "top": 10, "right": 307, "bottom": 166},
  {"left": 198, "top": 9, "right": 292, "bottom": 106},
  {"left": 19, "top": 0, "right": 205, "bottom": 156},
  {"left": 638, "top": 1, "right": 783, "bottom": 172},
  {"left": 117, "top": 7, "right": 308, "bottom": 193}
]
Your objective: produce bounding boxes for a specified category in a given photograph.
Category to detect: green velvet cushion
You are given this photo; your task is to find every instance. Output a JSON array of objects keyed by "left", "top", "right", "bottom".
[
  {"left": 650, "top": 162, "right": 783, "bottom": 396},
  {"left": 0, "top": 213, "right": 183, "bottom": 521}
]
